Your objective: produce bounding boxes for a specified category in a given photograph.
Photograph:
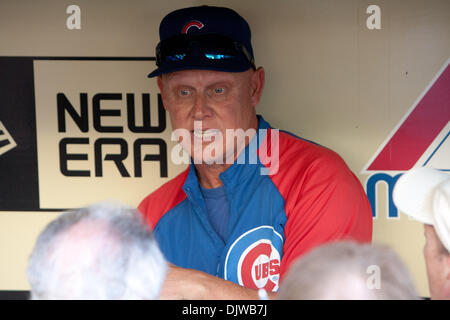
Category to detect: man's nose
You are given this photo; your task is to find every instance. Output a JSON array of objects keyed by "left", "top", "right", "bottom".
[{"left": 192, "top": 94, "right": 211, "bottom": 120}]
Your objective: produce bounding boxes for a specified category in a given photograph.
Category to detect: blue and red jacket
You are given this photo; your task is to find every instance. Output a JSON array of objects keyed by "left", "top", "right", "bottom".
[{"left": 139, "top": 116, "right": 372, "bottom": 291}]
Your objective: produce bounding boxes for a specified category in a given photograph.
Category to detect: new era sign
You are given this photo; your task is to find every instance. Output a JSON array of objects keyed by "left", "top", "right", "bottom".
[{"left": 0, "top": 56, "right": 184, "bottom": 212}]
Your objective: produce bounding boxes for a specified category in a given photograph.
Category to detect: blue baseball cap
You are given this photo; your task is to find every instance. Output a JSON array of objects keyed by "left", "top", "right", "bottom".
[{"left": 148, "top": 5, "right": 255, "bottom": 78}]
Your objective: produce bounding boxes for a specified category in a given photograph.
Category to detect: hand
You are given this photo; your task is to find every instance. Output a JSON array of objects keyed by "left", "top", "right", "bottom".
[
  {"left": 159, "top": 264, "right": 207, "bottom": 300},
  {"left": 159, "top": 263, "right": 276, "bottom": 300}
]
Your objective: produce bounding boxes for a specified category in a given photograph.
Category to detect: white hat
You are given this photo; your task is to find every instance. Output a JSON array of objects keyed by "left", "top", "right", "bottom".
[{"left": 393, "top": 167, "right": 450, "bottom": 252}]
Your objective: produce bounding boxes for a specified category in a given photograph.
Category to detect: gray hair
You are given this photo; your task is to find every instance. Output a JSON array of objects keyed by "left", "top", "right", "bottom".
[
  {"left": 277, "top": 241, "right": 418, "bottom": 300},
  {"left": 27, "top": 202, "right": 167, "bottom": 300}
]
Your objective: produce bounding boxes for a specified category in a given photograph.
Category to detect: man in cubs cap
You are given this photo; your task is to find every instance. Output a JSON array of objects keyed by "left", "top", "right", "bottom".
[
  {"left": 393, "top": 167, "right": 450, "bottom": 299},
  {"left": 139, "top": 5, "right": 372, "bottom": 299}
]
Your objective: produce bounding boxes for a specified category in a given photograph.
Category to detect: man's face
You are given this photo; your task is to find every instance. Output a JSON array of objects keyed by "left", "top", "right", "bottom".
[
  {"left": 423, "top": 224, "right": 450, "bottom": 299},
  {"left": 158, "top": 68, "right": 264, "bottom": 164}
]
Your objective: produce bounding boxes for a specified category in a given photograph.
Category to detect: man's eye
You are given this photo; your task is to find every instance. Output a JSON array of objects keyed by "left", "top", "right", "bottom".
[
  {"left": 214, "top": 87, "right": 225, "bottom": 94},
  {"left": 179, "top": 89, "right": 190, "bottom": 96}
]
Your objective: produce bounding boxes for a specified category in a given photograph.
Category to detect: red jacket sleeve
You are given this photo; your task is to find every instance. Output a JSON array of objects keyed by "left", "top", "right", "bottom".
[{"left": 268, "top": 137, "right": 373, "bottom": 280}]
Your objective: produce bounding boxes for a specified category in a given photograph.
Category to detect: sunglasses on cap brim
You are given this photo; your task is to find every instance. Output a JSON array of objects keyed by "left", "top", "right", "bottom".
[{"left": 155, "top": 33, "right": 256, "bottom": 70}]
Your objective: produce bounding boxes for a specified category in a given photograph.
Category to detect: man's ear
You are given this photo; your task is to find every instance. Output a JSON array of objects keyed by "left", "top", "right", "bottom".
[
  {"left": 250, "top": 67, "right": 265, "bottom": 107},
  {"left": 157, "top": 76, "right": 168, "bottom": 110}
]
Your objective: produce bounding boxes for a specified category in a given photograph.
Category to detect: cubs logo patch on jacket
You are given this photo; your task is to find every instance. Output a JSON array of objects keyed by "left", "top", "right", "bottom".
[{"left": 138, "top": 115, "right": 372, "bottom": 292}]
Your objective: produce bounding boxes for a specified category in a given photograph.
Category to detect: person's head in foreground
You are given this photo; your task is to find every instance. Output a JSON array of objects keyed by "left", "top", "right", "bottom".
[
  {"left": 277, "top": 241, "right": 418, "bottom": 300},
  {"left": 393, "top": 167, "right": 450, "bottom": 300},
  {"left": 27, "top": 202, "right": 167, "bottom": 300},
  {"left": 149, "top": 5, "right": 265, "bottom": 166}
]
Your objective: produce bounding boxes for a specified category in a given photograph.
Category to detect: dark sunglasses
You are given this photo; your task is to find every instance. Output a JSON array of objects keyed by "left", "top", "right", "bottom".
[{"left": 155, "top": 34, "right": 256, "bottom": 70}]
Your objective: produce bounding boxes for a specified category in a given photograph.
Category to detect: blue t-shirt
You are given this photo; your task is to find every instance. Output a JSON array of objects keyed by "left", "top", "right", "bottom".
[{"left": 199, "top": 184, "right": 230, "bottom": 242}]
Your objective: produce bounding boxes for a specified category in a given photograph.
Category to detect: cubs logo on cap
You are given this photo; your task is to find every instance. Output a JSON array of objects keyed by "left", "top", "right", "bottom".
[
  {"left": 182, "top": 20, "right": 204, "bottom": 34},
  {"left": 224, "top": 226, "right": 283, "bottom": 292}
]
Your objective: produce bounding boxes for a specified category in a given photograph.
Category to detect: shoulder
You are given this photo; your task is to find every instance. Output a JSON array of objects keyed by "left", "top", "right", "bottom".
[
  {"left": 275, "top": 129, "right": 350, "bottom": 180},
  {"left": 138, "top": 168, "right": 189, "bottom": 229},
  {"left": 264, "top": 129, "right": 364, "bottom": 211}
]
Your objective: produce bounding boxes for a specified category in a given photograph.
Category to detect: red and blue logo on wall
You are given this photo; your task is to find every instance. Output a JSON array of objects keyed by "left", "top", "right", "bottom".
[{"left": 362, "top": 58, "right": 450, "bottom": 219}]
